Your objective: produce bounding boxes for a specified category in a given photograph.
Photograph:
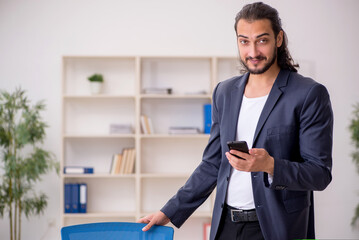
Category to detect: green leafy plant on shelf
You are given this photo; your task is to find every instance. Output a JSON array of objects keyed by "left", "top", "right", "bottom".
[
  {"left": 0, "top": 88, "right": 59, "bottom": 240},
  {"left": 87, "top": 73, "right": 104, "bottom": 82},
  {"left": 350, "top": 103, "right": 359, "bottom": 226}
]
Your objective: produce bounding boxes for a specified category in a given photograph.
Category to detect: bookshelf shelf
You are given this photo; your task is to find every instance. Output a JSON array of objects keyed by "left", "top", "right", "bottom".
[
  {"left": 64, "top": 212, "right": 137, "bottom": 218},
  {"left": 140, "top": 94, "right": 212, "bottom": 99},
  {"left": 140, "top": 134, "right": 210, "bottom": 139},
  {"left": 61, "top": 55, "right": 240, "bottom": 239},
  {"left": 140, "top": 173, "right": 191, "bottom": 179},
  {"left": 64, "top": 134, "right": 136, "bottom": 139},
  {"left": 63, "top": 173, "right": 136, "bottom": 179},
  {"left": 64, "top": 95, "right": 135, "bottom": 100}
]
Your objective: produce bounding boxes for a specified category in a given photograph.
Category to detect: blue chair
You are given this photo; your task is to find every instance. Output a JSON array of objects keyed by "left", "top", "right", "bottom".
[{"left": 61, "top": 222, "right": 174, "bottom": 240}]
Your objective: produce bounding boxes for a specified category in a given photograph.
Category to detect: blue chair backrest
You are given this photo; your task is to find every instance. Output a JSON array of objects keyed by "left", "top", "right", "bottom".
[{"left": 61, "top": 222, "right": 174, "bottom": 240}]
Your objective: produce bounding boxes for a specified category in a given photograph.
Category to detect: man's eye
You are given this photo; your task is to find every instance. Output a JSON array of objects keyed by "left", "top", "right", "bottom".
[
  {"left": 239, "top": 40, "right": 248, "bottom": 45},
  {"left": 258, "top": 39, "right": 268, "bottom": 44}
]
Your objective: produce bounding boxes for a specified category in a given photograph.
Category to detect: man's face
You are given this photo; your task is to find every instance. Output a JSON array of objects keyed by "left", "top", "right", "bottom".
[{"left": 236, "top": 19, "right": 283, "bottom": 75}]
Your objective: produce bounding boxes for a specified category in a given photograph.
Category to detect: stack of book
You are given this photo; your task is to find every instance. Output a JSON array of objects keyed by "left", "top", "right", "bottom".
[
  {"left": 140, "top": 115, "right": 154, "bottom": 134},
  {"left": 169, "top": 127, "right": 200, "bottom": 135},
  {"left": 143, "top": 88, "right": 172, "bottom": 94},
  {"left": 64, "top": 183, "right": 87, "bottom": 213},
  {"left": 109, "top": 148, "right": 136, "bottom": 174},
  {"left": 109, "top": 123, "right": 133, "bottom": 134}
]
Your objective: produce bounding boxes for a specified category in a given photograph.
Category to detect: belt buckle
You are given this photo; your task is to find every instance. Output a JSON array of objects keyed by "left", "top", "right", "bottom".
[{"left": 230, "top": 209, "right": 244, "bottom": 222}]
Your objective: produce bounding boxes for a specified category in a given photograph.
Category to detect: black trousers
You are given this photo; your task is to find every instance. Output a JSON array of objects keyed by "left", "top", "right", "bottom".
[{"left": 215, "top": 205, "right": 265, "bottom": 240}]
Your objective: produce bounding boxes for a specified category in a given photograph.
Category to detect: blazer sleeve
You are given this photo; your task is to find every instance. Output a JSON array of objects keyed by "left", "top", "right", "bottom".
[
  {"left": 267, "top": 83, "right": 333, "bottom": 191},
  {"left": 160, "top": 84, "right": 222, "bottom": 228}
]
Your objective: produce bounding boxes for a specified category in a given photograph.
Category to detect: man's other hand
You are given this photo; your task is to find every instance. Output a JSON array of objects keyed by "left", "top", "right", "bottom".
[{"left": 137, "top": 211, "right": 170, "bottom": 231}]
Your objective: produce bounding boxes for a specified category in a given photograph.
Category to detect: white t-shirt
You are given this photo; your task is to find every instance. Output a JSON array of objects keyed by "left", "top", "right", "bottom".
[{"left": 226, "top": 94, "right": 268, "bottom": 210}]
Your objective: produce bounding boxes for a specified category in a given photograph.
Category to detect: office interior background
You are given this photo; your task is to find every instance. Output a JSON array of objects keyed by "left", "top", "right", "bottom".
[{"left": 1, "top": 0, "right": 359, "bottom": 239}]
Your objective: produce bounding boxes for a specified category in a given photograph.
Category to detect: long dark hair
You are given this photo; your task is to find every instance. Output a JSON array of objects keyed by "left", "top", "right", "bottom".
[{"left": 234, "top": 2, "right": 299, "bottom": 72}]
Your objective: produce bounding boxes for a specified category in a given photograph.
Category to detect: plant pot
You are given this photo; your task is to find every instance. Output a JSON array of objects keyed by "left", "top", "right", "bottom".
[{"left": 89, "top": 82, "right": 103, "bottom": 94}]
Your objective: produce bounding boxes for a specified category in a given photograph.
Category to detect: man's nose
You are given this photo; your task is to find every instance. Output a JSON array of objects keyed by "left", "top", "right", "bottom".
[{"left": 248, "top": 44, "right": 259, "bottom": 58}]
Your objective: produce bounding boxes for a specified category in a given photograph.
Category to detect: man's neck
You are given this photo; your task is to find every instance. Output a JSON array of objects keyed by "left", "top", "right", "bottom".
[{"left": 245, "top": 64, "right": 281, "bottom": 98}]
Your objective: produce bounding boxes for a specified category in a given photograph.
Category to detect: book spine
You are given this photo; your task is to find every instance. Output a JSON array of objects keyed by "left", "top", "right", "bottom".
[
  {"left": 79, "top": 183, "right": 87, "bottom": 213},
  {"left": 71, "top": 183, "right": 79, "bottom": 213},
  {"left": 63, "top": 167, "right": 94, "bottom": 174},
  {"left": 204, "top": 104, "right": 212, "bottom": 134},
  {"left": 64, "top": 183, "right": 72, "bottom": 213}
]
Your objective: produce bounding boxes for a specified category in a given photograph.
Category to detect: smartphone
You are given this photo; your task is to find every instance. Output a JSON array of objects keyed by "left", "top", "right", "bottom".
[{"left": 227, "top": 141, "right": 249, "bottom": 159}]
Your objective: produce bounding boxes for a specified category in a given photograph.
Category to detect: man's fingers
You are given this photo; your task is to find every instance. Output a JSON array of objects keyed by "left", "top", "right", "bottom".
[
  {"left": 142, "top": 219, "right": 155, "bottom": 231},
  {"left": 137, "top": 217, "right": 149, "bottom": 224}
]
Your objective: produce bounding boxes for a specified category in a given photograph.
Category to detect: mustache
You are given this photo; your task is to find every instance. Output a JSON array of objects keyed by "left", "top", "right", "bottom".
[{"left": 246, "top": 56, "right": 267, "bottom": 61}]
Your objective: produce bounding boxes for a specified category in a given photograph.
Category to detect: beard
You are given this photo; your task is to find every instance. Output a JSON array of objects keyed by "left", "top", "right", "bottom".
[{"left": 240, "top": 47, "right": 277, "bottom": 75}]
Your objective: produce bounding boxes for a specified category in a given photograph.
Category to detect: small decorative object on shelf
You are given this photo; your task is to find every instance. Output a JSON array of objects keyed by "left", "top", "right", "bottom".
[{"left": 87, "top": 73, "right": 104, "bottom": 94}]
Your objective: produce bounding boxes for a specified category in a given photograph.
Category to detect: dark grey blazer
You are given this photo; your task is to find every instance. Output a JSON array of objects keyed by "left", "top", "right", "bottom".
[{"left": 161, "top": 69, "right": 333, "bottom": 240}]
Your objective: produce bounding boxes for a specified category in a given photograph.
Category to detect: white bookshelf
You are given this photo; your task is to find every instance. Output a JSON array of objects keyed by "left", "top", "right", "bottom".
[{"left": 61, "top": 56, "right": 240, "bottom": 239}]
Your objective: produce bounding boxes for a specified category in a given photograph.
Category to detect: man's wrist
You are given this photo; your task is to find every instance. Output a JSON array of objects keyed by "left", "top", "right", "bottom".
[{"left": 266, "top": 156, "right": 274, "bottom": 175}]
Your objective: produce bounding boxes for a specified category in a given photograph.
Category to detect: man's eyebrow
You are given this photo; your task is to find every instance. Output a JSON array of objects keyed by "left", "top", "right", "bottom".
[
  {"left": 256, "top": 33, "right": 270, "bottom": 38},
  {"left": 237, "top": 33, "right": 270, "bottom": 38}
]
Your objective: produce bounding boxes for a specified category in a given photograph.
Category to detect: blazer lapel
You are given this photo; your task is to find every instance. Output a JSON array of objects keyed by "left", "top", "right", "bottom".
[{"left": 252, "top": 70, "right": 290, "bottom": 146}]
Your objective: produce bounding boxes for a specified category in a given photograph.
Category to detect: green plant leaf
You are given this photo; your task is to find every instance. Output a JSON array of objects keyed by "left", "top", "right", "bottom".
[{"left": 350, "top": 103, "right": 359, "bottom": 226}]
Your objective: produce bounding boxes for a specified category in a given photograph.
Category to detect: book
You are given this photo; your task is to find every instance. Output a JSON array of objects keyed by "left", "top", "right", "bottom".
[
  {"left": 64, "top": 167, "right": 94, "bottom": 174},
  {"left": 119, "top": 149, "right": 129, "bottom": 174},
  {"left": 114, "top": 154, "right": 123, "bottom": 174},
  {"left": 128, "top": 149, "right": 136, "bottom": 174},
  {"left": 64, "top": 184, "right": 72, "bottom": 213},
  {"left": 143, "top": 88, "right": 172, "bottom": 94},
  {"left": 109, "top": 155, "right": 116, "bottom": 174},
  {"left": 124, "top": 148, "right": 136, "bottom": 174},
  {"left": 79, "top": 183, "right": 87, "bottom": 213},
  {"left": 169, "top": 127, "right": 200, "bottom": 134},
  {"left": 109, "top": 123, "right": 133, "bottom": 134},
  {"left": 141, "top": 115, "right": 154, "bottom": 134},
  {"left": 71, "top": 183, "right": 79, "bottom": 213},
  {"left": 147, "top": 118, "right": 154, "bottom": 134},
  {"left": 141, "top": 116, "right": 148, "bottom": 134},
  {"left": 203, "top": 104, "right": 212, "bottom": 134},
  {"left": 203, "top": 223, "right": 211, "bottom": 240}
]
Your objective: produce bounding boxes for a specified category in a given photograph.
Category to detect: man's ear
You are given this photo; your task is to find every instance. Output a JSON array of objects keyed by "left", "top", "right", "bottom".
[{"left": 276, "top": 30, "right": 284, "bottom": 48}]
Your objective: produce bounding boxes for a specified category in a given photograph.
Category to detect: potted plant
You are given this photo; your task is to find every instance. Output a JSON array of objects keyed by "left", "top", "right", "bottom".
[
  {"left": 87, "top": 73, "right": 104, "bottom": 94},
  {"left": 0, "top": 88, "right": 58, "bottom": 240},
  {"left": 350, "top": 103, "right": 359, "bottom": 226}
]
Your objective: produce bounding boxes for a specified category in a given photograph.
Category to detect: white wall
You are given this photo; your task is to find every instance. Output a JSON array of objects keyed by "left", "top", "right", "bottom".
[{"left": 0, "top": 0, "right": 358, "bottom": 239}]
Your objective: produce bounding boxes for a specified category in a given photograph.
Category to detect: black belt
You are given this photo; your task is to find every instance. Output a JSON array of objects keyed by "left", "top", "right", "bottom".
[{"left": 225, "top": 204, "right": 258, "bottom": 223}]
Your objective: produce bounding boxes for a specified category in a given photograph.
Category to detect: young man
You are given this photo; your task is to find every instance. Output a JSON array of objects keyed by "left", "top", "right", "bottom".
[{"left": 138, "top": 2, "right": 333, "bottom": 239}]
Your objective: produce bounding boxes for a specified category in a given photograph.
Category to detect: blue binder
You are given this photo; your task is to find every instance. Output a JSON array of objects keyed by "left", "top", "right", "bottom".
[
  {"left": 204, "top": 104, "right": 212, "bottom": 134},
  {"left": 71, "top": 183, "right": 80, "bottom": 213},
  {"left": 79, "top": 183, "right": 87, "bottom": 213},
  {"left": 64, "top": 184, "right": 72, "bottom": 213},
  {"left": 63, "top": 167, "right": 94, "bottom": 174}
]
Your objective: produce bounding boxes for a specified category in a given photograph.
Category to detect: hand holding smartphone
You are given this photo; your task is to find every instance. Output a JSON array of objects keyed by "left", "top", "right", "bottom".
[{"left": 227, "top": 141, "right": 249, "bottom": 159}]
